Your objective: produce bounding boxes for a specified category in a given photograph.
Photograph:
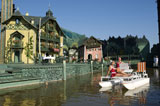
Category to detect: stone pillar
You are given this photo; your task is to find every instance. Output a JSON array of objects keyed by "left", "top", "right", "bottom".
[{"left": 63, "top": 60, "right": 66, "bottom": 80}]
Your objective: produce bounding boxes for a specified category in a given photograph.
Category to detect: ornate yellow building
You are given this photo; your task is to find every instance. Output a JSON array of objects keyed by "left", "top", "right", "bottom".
[{"left": 1, "top": 9, "right": 64, "bottom": 64}]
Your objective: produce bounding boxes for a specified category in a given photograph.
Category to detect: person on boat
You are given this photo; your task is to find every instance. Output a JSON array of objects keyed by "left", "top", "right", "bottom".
[
  {"left": 107, "top": 61, "right": 130, "bottom": 77},
  {"left": 107, "top": 61, "right": 117, "bottom": 77},
  {"left": 116, "top": 57, "right": 123, "bottom": 68}
]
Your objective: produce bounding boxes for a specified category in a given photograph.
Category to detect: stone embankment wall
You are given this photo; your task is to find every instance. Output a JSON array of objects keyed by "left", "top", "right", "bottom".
[{"left": 0, "top": 61, "right": 103, "bottom": 89}]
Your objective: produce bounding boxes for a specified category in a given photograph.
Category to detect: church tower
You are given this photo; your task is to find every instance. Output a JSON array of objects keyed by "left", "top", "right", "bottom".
[{"left": 0, "top": 0, "right": 14, "bottom": 63}]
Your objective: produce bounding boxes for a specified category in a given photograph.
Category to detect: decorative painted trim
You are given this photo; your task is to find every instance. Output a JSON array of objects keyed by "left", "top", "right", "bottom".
[{"left": 6, "top": 24, "right": 30, "bottom": 30}]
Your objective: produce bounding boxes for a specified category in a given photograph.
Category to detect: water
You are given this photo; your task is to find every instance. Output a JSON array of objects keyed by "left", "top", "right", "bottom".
[{"left": 0, "top": 68, "right": 160, "bottom": 106}]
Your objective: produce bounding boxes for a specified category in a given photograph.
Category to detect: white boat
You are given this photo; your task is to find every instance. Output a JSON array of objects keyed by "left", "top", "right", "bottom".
[
  {"left": 122, "top": 72, "right": 150, "bottom": 90},
  {"left": 99, "top": 62, "right": 149, "bottom": 90},
  {"left": 99, "top": 72, "right": 150, "bottom": 90},
  {"left": 99, "top": 63, "right": 133, "bottom": 88},
  {"left": 99, "top": 76, "right": 123, "bottom": 88},
  {"left": 123, "top": 69, "right": 133, "bottom": 73},
  {"left": 99, "top": 84, "right": 122, "bottom": 92}
]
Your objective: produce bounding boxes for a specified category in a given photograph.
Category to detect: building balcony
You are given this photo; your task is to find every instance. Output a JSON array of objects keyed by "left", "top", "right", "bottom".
[
  {"left": 41, "top": 45, "right": 59, "bottom": 53},
  {"left": 47, "top": 26, "right": 54, "bottom": 31},
  {"left": 11, "top": 42, "right": 23, "bottom": 49},
  {"left": 41, "top": 33, "right": 48, "bottom": 40},
  {"left": 40, "top": 33, "right": 60, "bottom": 43},
  {"left": 48, "top": 36, "right": 60, "bottom": 43}
]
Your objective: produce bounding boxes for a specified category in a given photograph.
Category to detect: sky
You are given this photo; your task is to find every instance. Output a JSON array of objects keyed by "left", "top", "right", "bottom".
[{"left": 1, "top": 0, "right": 159, "bottom": 48}]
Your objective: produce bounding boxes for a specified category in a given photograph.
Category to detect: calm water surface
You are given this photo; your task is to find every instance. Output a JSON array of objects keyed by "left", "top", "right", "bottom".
[{"left": 0, "top": 68, "right": 160, "bottom": 106}]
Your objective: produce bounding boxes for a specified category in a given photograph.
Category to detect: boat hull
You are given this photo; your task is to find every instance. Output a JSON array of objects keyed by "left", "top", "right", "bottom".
[
  {"left": 123, "top": 78, "right": 150, "bottom": 90},
  {"left": 99, "top": 79, "right": 122, "bottom": 88}
]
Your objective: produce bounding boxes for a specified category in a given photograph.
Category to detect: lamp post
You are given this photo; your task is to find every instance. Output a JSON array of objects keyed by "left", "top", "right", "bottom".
[{"left": 38, "top": 18, "right": 42, "bottom": 63}]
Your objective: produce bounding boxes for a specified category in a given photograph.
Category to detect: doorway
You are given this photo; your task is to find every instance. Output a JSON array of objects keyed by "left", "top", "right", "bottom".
[
  {"left": 14, "top": 51, "right": 20, "bottom": 63},
  {"left": 88, "top": 54, "right": 92, "bottom": 61}
]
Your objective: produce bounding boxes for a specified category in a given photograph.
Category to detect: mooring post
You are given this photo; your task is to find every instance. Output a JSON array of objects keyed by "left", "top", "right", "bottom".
[
  {"left": 63, "top": 60, "right": 66, "bottom": 80},
  {"left": 101, "top": 63, "right": 103, "bottom": 76},
  {"left": 91, "top": 61, "right": 93, "bottom": 74}
]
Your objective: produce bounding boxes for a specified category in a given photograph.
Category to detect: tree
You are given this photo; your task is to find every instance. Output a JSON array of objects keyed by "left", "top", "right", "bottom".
[
  {"left": 107, "top": 42, "right": 119, "bottom": 56},
  {"left": 5, "top": 38, "right": 12, "bottom": 63},
  {"left": 24, "top": 36, "right": 34, "bottom": 63},
  {"left": 125, "top": 36, "right": 139, "bottom": 55}
]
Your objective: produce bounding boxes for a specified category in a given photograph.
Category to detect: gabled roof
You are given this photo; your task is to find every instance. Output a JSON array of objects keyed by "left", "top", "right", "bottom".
[
  {"left": 78, "top": 36, "right": 102, "bottom": 48},
  {"left": 41, "top": 16, "right": 56, "bottom": 26},
  {"left": 2, "top": 10, "right": 65, "bottom": 37},
  {"left": 3, "top": 10, "right": 37, "bottom": 29},
  {"left": 23, "top": 15, "right": 41, "bottom": 28},
  {"left": 83, "top": 36, "right": 102, "bottom": 45}
]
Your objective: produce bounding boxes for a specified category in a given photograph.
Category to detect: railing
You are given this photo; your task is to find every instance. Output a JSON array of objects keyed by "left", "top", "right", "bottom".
[
  {"left": 48, "top": 36, "right": 60, "bottom": 43},
  {"left": 40, "top": 33, "right": 60, "bottom": 43},
  {"left": 11, "top": 42, "right": 23, "bottom": 49},
  {"left": 41, "top": 34, "right": 48, "bottom": 40},
  {"left": 47, "top": 25, "right": 54, "bottom": 31},
  {"left": 48, "top": 27, "right": 53, "bottom": 31}
]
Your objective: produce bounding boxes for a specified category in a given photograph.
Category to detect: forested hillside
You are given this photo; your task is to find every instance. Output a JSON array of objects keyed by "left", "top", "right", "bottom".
[{"left": 61, "top": 28, "right": 87, "bottom": 47}]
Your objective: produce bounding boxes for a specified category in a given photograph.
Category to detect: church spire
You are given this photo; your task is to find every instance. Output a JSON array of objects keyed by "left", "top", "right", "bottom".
[
  {"left": 46, "top": 9, "right": 53, "bottom": 17},
  {"left": 46, "top": 3, "right": 53, "bottom": 17}
]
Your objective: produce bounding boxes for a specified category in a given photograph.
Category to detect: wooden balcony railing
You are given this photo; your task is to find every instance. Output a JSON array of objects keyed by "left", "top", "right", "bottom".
[
  {"left": 11, "top": 42, "right": 23, "bottom": 49},
  {"left": 40, "top": 33, "right": 60, "bottom": 43}
]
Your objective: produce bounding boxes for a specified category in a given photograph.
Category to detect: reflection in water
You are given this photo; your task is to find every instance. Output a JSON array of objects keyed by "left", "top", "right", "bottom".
[
  {"left": 124, "top": 84, "right": 149, "bottom": 97},
  {"left": 20, "top": 99, "right": 36, "bottom": 106},
  {"left": 101, "top": 84, "right": 149, "bottom": 106},
  {"left": 99, "top": 86, "right": 112, "bottom": 92},
  {"left": 125, "top": 84, "right": 149, "bottom": 105},
  {"left": 3, "top": 96, "right": 11, "bottom": 106},
  {"left": 0, "top": 69, "right": 159, "bottom": 106},
  {"left": 154, "top": 69, "right": 159, "bottom": 81}
]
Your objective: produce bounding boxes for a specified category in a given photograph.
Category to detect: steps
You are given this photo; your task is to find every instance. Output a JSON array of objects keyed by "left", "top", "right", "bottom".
[{"left": 0, "top": 64, "right": 7, "bottom": 73}]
